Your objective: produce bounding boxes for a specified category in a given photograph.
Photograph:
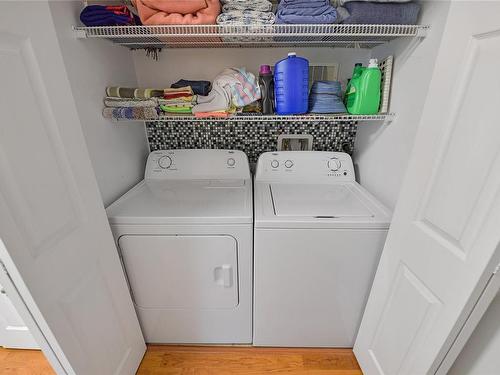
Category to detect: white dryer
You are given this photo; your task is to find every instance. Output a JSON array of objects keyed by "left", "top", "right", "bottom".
[
  {"left": 253, "top": 151, "right": 391, "bottom": 347},
  {"left": 107, "top": 149, "right": 253, "bottom": 344}
]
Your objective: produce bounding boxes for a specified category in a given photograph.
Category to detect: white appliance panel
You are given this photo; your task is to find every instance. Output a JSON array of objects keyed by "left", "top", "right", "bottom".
[
  {"left": 271, "top": 183, "right": 375, "bottom": 218},
  {"left": 119, "top": 235, "right": 238, "bottom": 310},
  {"left": 253, "top": 228, "right": 388, "bottom": 347}
]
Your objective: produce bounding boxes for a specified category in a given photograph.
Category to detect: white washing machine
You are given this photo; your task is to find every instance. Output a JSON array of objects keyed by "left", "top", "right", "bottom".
[
  {"left": 253, "top": 151, "right": 391, "bottom": 347},
  {"left": 107, "top": 149, "right": 253, "bottom": 344}
]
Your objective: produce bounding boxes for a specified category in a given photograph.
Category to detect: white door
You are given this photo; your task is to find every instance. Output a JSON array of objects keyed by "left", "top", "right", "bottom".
[
  {"left": 0, "top": 281, "right": 38, "bottom": 349},
  {"left": 354, "top": 2, "right": 500, "bottom": 375},
  {"left": 0, "top": 2, "right": 145, "bottom": 374}
]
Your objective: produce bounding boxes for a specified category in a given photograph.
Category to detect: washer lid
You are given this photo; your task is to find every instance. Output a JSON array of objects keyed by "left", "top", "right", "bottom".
[
  {"left": 271, "top": 183, "right": 375, "bottom": 218},
  {"left": 107, "top": 179, "right": 252, "bottom": 225}
]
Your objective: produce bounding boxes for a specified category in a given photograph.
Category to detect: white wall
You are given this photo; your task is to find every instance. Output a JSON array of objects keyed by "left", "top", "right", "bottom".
[
  {"left": 354, "top": 1, "right": 451, "bottom": 209},
  {"left": 49, "top": 1, "right": 149, "bottom": 206},
  {"left": 449, "top": 292, "right": 500, "bottom": 375},
  {"left": 133, "top": 47, "right": 370, "bottom": 88}
]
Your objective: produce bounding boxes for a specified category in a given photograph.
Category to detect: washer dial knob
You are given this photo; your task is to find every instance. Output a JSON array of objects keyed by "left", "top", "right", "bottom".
[
  {"left": 271, "top": 160, "right": 280, "bottom": 168},
  {"left": 227, "top": 158, "right": 236, "bottom": 167},
  {"left": 285, "top": 160, "right": 294, "bottom": 168},
  {"left": 328, "top": 158, "right": 341, "bottom": 171},
  {"left": 158, "top": 156, "right": 172, "bottom": 169}
]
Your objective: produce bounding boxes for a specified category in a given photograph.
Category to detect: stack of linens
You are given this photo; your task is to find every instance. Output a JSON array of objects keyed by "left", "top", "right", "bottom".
[
  {"left": 217, "top": 0, "right": 275, "bottom": 25},
  {"left": 132, "top": 0, "right": 221, "bottom": 25},
  {"left": 308, "top": 81, "right": 346, "bottom": 114},
  {"left": 160, "top": 86, "right": 197, "bottom": 115},
  {"left": 338, "top": 0, "right": 421, "bottom": 24},
  {"left": 276, "top": 0, "right": 337, "bottom": 24},
  {"left": 103, "top": 87, "right": 161, "bottom": 120}
]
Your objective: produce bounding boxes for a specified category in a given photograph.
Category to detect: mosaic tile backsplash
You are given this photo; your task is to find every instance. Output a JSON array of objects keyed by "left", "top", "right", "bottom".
[{"left": 146, "top": 119, "right": 358, "bottom": 163}]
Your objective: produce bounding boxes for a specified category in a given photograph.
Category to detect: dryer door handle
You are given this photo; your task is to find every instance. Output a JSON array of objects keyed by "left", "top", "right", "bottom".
[{"left": 214, "top": 265, "right": 233, "bottom": 288}]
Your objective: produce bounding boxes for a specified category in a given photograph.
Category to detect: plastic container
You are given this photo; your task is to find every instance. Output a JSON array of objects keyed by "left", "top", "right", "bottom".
[
  {"left": 258, "top": 65, "right": 275, "bottom": 115},
  {"left": 345, "top": 59, "right": 381, "bottom": 115},
  {"left": 274, "top": 53, "right": 309, "bottom": 115}
]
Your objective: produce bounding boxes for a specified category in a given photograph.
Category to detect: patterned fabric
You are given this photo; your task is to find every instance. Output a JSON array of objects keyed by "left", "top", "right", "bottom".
[
  {"left": 103, "top": 107, "right": 159, "bottom": 120},
  {"left": 105, "top": 87, "right": 164, "bottom": 99},
  {"left": 221, "top": 0, "right": 273, "bottom": 12},
  {"left": 146, "top": 119, "right": 358, "bottom": 163},
  {"left": 225, "top": 68, "right": 261, "bottom": 107},
  {"left": 103, "top": 97, "right": 158, "bottom": 108},
  {"left": 217, "top": 10, "right": 275, "bottom": 25}
]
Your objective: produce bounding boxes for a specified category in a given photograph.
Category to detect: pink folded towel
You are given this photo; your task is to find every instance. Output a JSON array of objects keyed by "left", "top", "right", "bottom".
[{"left": 133, "top": 0, "right": 221, "bottom": 25}]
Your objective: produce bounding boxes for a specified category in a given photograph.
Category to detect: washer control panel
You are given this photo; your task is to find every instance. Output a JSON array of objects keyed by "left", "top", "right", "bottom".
[
  {"left": 255, "top": 151, "right": 355, "bottom": 182},
  {"left": 146, "top": 149, "right": 250, "bottom": 180}
]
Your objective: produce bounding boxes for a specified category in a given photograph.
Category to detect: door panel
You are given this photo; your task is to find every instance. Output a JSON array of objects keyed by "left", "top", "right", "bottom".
[
  {"left": 354, "top": 3, "right": 500, "bottom": 375},
  {"left": 119, "top": 235, "right": 239, "bottom": 309},
  {"left": 0, "top": 2, "right": 145, "bottom": 374}
]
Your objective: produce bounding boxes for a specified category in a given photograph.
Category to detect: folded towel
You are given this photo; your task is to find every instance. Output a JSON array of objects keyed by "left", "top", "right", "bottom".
[
  {"left": 341, "top": 2, "right": 421, "bottom": 24},
  {"left": 276, "top": 0, "right": 337, "bottom": 24},
  {"left": 102, "top": 107, "right": 159, "bottom": 120},
  {"left": 80, "top": 5, "right": 141, "bottom": 27},
  {"left": 133, "top": 0, "right": 221, "bottom": 25},
  {"left": 103, "top": 97, "right": 158, "bottom": 108},
  {"left": 308, "top": 81, "right": 346, "bottom": 114},
  {"left": 160, "top": 105, "right": 193, "bottom": 114},
  {"left": 339, "top": 0, "right": 412, "bottom": 5},
  {"left": 106, "top": 87, "right": 164, "bottom": 99},
  {"left": 171, "top": 79, "right": 212, "bottom": 96},
  {"left": 217, "top": 10, "right": 276, "bottom": 25},
  {"left": 221, "top": 0, "right": 273, "bottom": 12}
]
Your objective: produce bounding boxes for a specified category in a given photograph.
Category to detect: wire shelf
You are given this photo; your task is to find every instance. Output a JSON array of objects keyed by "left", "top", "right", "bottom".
[
  {"left": 74, "top": 24, "right": 428, "bottom": 49},
  {"left": 112, "top": 113, "right": 395, "bottom": 123}
]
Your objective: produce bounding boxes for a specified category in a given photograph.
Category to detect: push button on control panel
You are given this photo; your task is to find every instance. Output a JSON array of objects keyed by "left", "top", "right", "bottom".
[
  {"left": 271, "top": 160, "right": 280, "bottom": 168},
  {"left": 227, "top": 158, "right": 236, "bottom": 167},
  {"left": 158, "top": 155, "right": 173, "bottom": 169},
  {"left": 285, "top": 160, "right": 294, "bottom": 168}
]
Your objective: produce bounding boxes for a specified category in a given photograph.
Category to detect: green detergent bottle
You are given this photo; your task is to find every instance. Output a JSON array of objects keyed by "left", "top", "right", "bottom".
[{"left": 345, "top": 59, "right": 381, "bottom": 115}]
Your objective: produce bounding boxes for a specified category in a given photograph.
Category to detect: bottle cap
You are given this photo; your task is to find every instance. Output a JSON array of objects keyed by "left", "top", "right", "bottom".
[
  {"left": 288, "top": 52, "right": 297, "bottom": 57},
  {"left": 368, "top": 58, "right": 379, "bottom": 68},
  {"left": 355, "top": 63, "right": 363, "bottom": 67},
  {"left": 259, "top": 65, "right": 272, "bottom": 74}
]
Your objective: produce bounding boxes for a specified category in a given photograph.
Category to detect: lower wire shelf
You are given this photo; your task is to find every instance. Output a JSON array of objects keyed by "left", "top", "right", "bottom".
[{"left": 111, "top": 113, "right": 395, "bottom": 123}]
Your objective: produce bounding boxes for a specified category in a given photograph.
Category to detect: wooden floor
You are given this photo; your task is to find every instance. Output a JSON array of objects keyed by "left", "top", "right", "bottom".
[{"left": 0, "top": 345, "right": 362, "bottom": 375}]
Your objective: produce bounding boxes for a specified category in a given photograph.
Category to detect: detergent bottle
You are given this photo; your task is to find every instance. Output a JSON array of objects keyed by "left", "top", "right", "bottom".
[
  {"left": 345, "top": 59, "right": 381, "bottom": 115},
  {"left": 274, "top": 53, "right": 309, "bottom": 115}
]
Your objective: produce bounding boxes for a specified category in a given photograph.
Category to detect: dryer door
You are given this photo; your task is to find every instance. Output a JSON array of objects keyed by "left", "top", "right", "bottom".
[{"left": 118, "top": 235, "right": 238, "bottom": 309}]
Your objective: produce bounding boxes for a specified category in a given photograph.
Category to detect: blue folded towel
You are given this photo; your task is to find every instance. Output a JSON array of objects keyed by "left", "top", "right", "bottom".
[
  {"left": 342, "top": 2, "right": 421, "bottom": 25},
  {"left": 309, "top": 81, "right": 346, "bottom": 114},
  {"left": 276, "top": 0, "right": 337, "bottom": 24}
]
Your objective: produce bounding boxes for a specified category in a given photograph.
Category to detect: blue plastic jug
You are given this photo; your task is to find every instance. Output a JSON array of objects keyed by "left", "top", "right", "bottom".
[{"left": 274, "top": 53, "right": 309, "bottom": 115}]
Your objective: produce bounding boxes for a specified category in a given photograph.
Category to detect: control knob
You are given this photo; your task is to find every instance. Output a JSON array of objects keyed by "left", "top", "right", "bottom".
[
  {"left": 328, "top": 158, "right": 341, "bottom": 171},
  {"left": 158, "top": 156, "right": 172, "bottom": 169},
  {"left": 271, "top": 160, "right": 280, "bottom": 168}
]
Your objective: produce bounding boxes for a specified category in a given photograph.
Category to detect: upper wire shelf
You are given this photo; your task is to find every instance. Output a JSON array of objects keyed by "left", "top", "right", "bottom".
[{"left": 74, "top": 24, "right": 429, "bottom": 49}]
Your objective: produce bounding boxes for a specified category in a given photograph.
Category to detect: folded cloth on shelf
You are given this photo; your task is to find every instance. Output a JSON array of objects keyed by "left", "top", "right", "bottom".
[
  {"left": 276, "top": 0, "right": 337, "bottom": 24},
  {"left": 132, "top": 0, "right": 221, "bottom": 25},
  {"left": 217, "top": 10, "right": 275, "bottom": 25},
  {"left": 80, "top": 5, "right": 141, "bottom": 27},
  {"left": 102, "top": 106, "right": 159, "bottom": 120},
  {"left": 159, "top": 105, "right": 193, "bottom": 114},
  {"left": 341, "top": 1, "right": 421, "bottom": 24},
  {"left": 171, "top": 79, "right": 212, "bottom": 96},
  {"left": 339, "top": 0, "right": 412, "bottom": 5},
  {"left": 195, "top": 111, "right": 231, "bottom": 118},
  {"left": 193, "top": 68, "right": 261, "bottom": 113},
  {"left": 103, "top": 97, "right": 158, "bottom": 108},
  {"left": 308, "top": 81, "right": 347, "bottom": 114},
  {"left": 106, "top": 87, "right": 164, "bottom": 98},
  {"left": 221, "top": 0, "right": 273, "bottom": 12}
]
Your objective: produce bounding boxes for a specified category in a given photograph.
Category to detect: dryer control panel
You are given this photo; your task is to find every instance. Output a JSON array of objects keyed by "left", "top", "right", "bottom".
[
  {"left": 255, "top": 151, "right": 355, "bottom": 183},
  {"left": 146, "top": 149, "right": 250, "bottom": 180}
]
